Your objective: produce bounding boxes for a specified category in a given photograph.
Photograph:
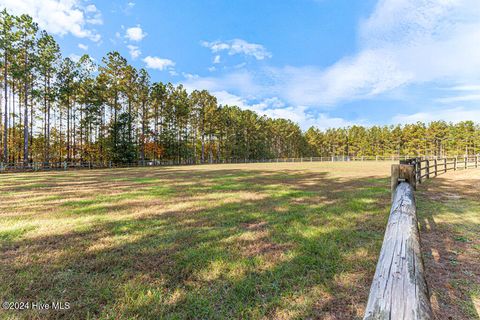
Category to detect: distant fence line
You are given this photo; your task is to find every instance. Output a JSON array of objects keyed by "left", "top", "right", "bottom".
[{"left": 1, "top": 154, "right": 479, "bottom": 173}]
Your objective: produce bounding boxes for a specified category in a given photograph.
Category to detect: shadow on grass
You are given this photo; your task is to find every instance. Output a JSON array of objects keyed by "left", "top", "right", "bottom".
[
  {"left": 0, "top": 169, "right": 392, "bottom": 319},
  {"left": 417, "top": 175, "right": 480, "bottom": 320}
]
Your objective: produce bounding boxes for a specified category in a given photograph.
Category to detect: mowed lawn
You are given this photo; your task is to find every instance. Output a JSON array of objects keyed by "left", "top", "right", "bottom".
[{"left": 0, "top": 162, "right": 395, "bottom": 319}]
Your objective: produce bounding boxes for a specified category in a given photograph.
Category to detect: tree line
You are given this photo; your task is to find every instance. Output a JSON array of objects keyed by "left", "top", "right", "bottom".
[{"left": 0, "top": 10, "right": 479, "bottom": 165}]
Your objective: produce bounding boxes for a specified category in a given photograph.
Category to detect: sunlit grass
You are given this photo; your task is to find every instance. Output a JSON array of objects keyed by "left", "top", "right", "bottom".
[{"left": 0, "top": 162, "right": 395, "bottom": 319}]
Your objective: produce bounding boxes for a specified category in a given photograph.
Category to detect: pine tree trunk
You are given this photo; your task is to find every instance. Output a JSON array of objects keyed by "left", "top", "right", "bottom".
[
  {"left": 29, "top": 93, "right": 33, "bottom": 162},
  {"left": 3, "top": 50, "right": 7, "bottom": 163},
  {"left": 201, "top": 131, "right": 205, "bottom": 163},
  {"left": 46, "top": 75, "right": 51, "bottom": 164},
  {"left": 141, "top": 102, "right": 146, "bottom": 162},
  {"left": 209, "top": 133, "right": 213, "bottom": 164},
  {"left": 23, "top": 64, "right": 28, "bottom": 165},
  {"left": 66, "top": 95, "right": 70, "bottom": 161}
]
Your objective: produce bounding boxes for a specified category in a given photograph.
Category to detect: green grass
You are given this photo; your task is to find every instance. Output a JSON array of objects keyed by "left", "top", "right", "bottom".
[
  {"left": 416, "top": 170, "right": 480, "bottom": 319},
  {"left": 0, "top": 162, "right": 395, "bottom": 319}
]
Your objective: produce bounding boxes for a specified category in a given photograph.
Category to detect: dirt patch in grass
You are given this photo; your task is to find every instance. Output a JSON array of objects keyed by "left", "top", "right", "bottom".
[{"left": 417, "top": 169, "right": 480, "bottom": 320}]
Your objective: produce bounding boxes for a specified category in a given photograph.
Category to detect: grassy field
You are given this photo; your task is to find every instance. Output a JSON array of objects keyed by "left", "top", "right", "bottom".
[
  {"left": 0, "top": 161, "right": 403, "bottom": 319},
  {"left": 416, "top": 169, "right": 480, "bottom": 320}
]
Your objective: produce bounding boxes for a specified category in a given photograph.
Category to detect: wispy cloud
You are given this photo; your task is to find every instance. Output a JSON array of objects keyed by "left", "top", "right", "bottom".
[
  {"left": 190, "top": 0, "right": 480, "bottom": 111},
  {"left": 393, "top": 107, "right": 480, "bottom": 124},
  {"left": 85, "top": 4, "right": 102, "bottom": 25},
  {"left": 436, "top": 94, "right": 480, "bottom": 103},
  {"left": 211, "top": 90, "right": 361, "bottom": 130},
  {"left": 437, "top": 83, "right": 480, "bottom": 103},
  {"left": 202, "top": 39, "right": 272, "bottom": 60},
  {"left": 127, "top": 45, "right": 141, "bottom": 59},
  {"left": 450, "top": 85, "right": 480, "bottom": 91}
]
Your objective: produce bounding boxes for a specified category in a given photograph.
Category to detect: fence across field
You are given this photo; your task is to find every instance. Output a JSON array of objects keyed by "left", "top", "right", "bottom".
[{"left": 1, "top": 155, "right": 478, "bottom": 173}]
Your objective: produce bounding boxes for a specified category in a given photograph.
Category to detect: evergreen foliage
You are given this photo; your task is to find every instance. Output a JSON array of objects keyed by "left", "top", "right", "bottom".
[{"left": 0, "top": 10, "right": 479, "bottom": 164}]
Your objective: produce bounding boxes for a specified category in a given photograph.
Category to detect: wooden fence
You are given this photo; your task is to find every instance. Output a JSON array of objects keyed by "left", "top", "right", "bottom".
[
  {"left": 0, "top": 155, "right": 422, "bottom": 173},
  {"left": 401, "top": 155, "right": 479, "bottom": 183},
  {"left": 1, "top": 155, "right": 477, "bottom": 174},
  {"left": 364, "top": 156, "right": 479, "bottom": 319}
]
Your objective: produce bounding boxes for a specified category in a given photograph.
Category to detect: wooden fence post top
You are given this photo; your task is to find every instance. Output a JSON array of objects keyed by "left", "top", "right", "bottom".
[{"left": 391, "top": 164, "right": 416, "bottom": 197}]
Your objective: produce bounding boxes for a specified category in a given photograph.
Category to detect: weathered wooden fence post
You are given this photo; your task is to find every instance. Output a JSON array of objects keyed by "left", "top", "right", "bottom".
[
  {"left": 464, "top": 156, "right": 467, "bottom": 169},
  {"left": 365, "top": 180, "right": 432, "bottom": 320},
  {"left": 426, "top": 159, "right": 430, "bottom": 179},
  {"left": 434, "top": 159, "right": 437, "bottom": 177},
  {"left": 391, "top": 164, "right": 416, "bottom": 200},
  {"left": 391, "top": 165, "right": 400, "bottom": 201},
  {"left": 454, "top": 157, "right": 457, "bottom": 171},
  {"left": 418, "top": 160, "right": 422, "bottom": 183},
  {"left": 444, "top": 158, "right": 447, "bottom": 173}
]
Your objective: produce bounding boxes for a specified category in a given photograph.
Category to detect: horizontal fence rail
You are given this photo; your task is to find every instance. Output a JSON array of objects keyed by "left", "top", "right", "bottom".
[
  {"left": 401, "top": 156, "right": 479, "bottom": 184},
  {"left": 1, "top": 155, "right": 478, "bottom": 174},
  {"left": 366, "top": 157, "right": 479, "bottom": 319},
  {"left": 364, "top": 182, "right": 432, "bottom": 320}
]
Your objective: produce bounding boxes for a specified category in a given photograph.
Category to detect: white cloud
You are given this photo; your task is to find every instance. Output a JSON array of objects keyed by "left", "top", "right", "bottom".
[
  {"left": 436, "top": 94, "right": 480, "bottom": 103},
  {"left": 127, "top": 45, "right": 141, "bottom": 59},
  {"left": 183, "top": 69, "right": 261, "bottom": 98},
  {"left": 449, "top": 85, "right": 480, "bottom": 91},
  {"left": 85, "top": 4, "right": 102, "bottom": 25},
  {"left": 265, "top": 50, "right": 414, "bottom": 106},
  {"left": 125, "top": 25, "right": 146, "bottom": 41},
  {"left": 122, "top": 1, "right": 135, "bottom": 14},
  {"left": 436, "top": 83, "right": 480, "bottom": 103},
  {"left": 143, "top": 56, "right": 175, "bottom": 71},
  {"left": 202, "top": 39, "right": 272, "bottom": 60},
  {"left": 182, "top": 73, "right": 199, "bottom": 80},
  {"left": 0, "top": 0, "right": 102, "bottom": 41},
  {"left": 393, "top": 107, "right": 480, "bottom": 124},
  {"left": 78, "top": 43, "right": 88, "bottom": 50},
  {"left": 190, "top": 0, "right": 480, "bottom": 109},
  {"left": 267, "top": 0, "right": 480, "bottom": 106},
  {"left": 213, "top": 55, "right": 221, "bottom": 64},
  {"left": 212, "top": 90, "right": 359, "bottom": 130},
  {"left": 325, "top": 0, "right": 480, "bottom": 104}
]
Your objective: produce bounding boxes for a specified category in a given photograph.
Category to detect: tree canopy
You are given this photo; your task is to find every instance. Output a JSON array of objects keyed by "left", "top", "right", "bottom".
[{"left": 0, "top": 10, "right": 479, "bottom": 165}]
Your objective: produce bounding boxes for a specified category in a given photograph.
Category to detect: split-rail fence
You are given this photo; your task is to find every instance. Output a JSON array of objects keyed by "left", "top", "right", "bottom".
[{"left": 364, "top": 156, "right": 479, "bottom": 319}]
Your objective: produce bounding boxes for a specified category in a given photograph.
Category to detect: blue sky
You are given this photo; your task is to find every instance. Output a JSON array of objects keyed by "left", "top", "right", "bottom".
[{"left": 1, "top": 0, "right": 480, "bottom": 129}]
